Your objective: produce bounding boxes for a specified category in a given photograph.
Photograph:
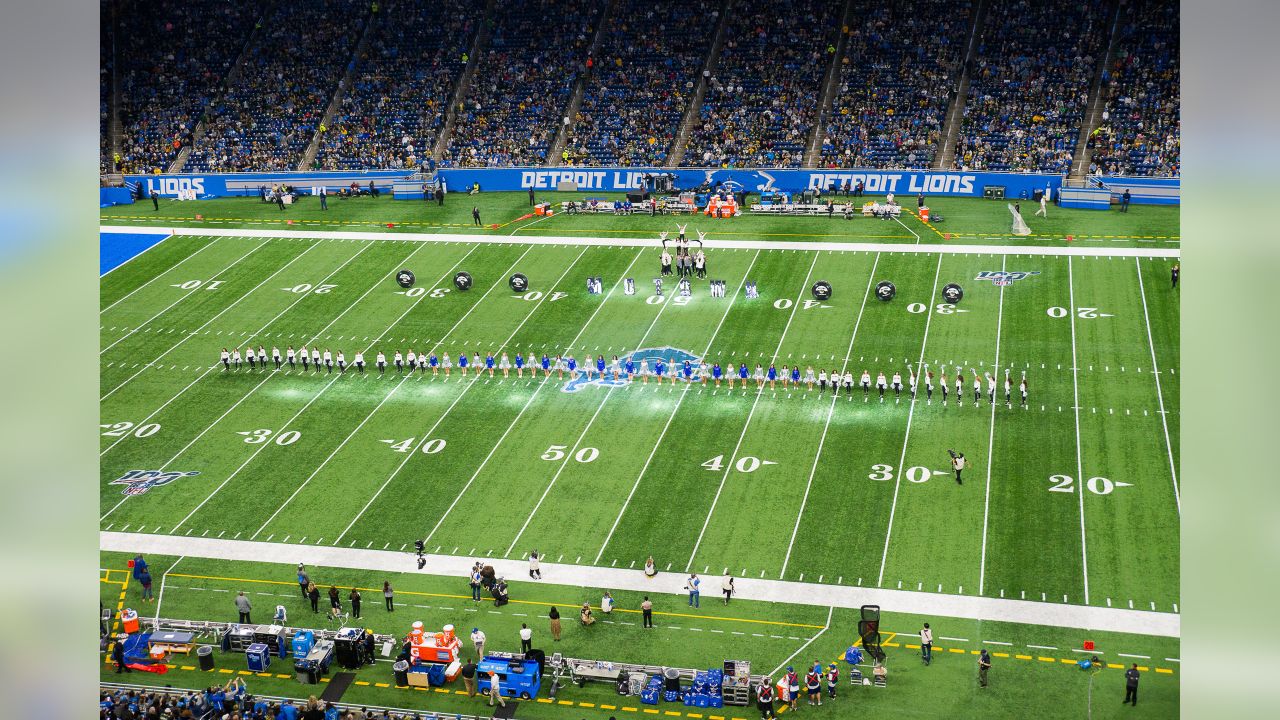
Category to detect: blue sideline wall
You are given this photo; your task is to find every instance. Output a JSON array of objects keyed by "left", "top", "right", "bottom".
[{"left": 122, "top": 169, "right": 1179, "bottom": 204}]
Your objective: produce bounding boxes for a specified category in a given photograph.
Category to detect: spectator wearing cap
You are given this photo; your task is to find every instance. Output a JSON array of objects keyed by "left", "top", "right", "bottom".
[{"left": 471, "top": 627, "right": 486, "bottom": 659}]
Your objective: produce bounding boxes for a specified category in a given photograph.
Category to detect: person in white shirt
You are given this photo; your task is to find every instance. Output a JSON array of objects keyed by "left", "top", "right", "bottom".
[
  {"left": 220, "top": 348, "right": 230, "bottom": 370},
  {"left": 610, "top": 355, "right": 620, "bottom": 380},
  {"left": 286, "top": 345, "right": 296, "bottom": 369},
  {"left": 925, "top": 369, "right": 934, "bottom": 402},
  {"left": 908, "top": 369, "right": 917, "bottom": 400},
  {"left": 601, "top": 591, "right": 614, "bottom": 614},
  {"left": 499, "top": 353, "right": 511, "bottom": 378},
  {"left": 972, "top": 370, "right": 982, "bottom": 404},
  {"left": 721, "top": 573, "right": 735, "bottom": 605},
  {"left": 394, "top": 351, "right": 404, "bottom": 374},
  {"left": 245, "top": 346, "right": 256, "bottom": 370},
  {"left": 528, "top": 551, "right": 541, "bottom": 579},
  {"left": 860, "top": 370, "right": 871, "bottom": 399},
  {"left": 920, "top": 623, "right": 934, "bottom": 665},
  {"left": 843, "top": 371, "right": 854, "bottom": 396},
  {"left": 487, "top": 671, "right": 506, "bottom": 708},
  {"left": 804, "top": 366, "right": 816, "bottom": 389},
  {"left": 1035, "top": 191, "right": 1048, "bottom": 217},
  {"left": 1004, "top": 374, "right": 1013, "bottom": 405},
  {"left": 697, "top": 363, "right": 709, "bottom": 385},
  {"left": 299, "top": 345, "right": 310, "bottom": 371},
  {"left": 638, "top": 358, "right": 650, "bottom": 384},
  {"left": 753, "top": 364, "right": 764, "bottom": 388},
  {"left": 891, "top": 371, "right": 902, "bottom": 399},
  {"left": 519, "top": 623, "right": 533, "bottom": 653},
  {"left": 954, "top": 371, "right": 964, "bottom": 405},
  {"left": 336, "top": 350, "right": 346, "bottom": 373},
  {"left": 311, "top": 347, "right": 321, "bottom": 371},
  {"left": 1019, "top": 377, "right": 1028, "bottom": 408},
  {"left": 442, "top": 352, "right": 452, "bottom": 377},
  {"left": 818, "top": 369, "right": 828, "bottom": 392},
  {"left": 986, "top": 373, "right": 997, "bottom": 404},
  {"left": 876, "top": 371, "right": 888, "bottom": 401},
  {"left": 354, "top": 351, "right": 365, "bottom": 373},
  {"left": 322, "top": 349, "right": 333, "bottom": 374},
  {"left": 256, "top": 346, "right": 267, "bottom": 368},
  {"left": 272, "top": 346, "right": 282, "bottom": 369},
  {"left": 470, "top": 628, "right": 486, "bottom": 659},
  {"left": 376, "top": 352, "right": 387, "bottom": 375},
  {"left": 406, "top": 349, "right": 417, "bottom": 373}
]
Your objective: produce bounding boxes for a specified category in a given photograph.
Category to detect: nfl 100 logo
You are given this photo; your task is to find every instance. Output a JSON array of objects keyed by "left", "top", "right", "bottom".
[
  {"left": 975, "top": 270, "right": 1040, "bottom": 286},
  {"left": 110, "top": 469, "right": 200, "bottom": 496}
]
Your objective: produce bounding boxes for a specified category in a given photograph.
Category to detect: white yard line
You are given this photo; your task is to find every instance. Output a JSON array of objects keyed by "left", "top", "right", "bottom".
[
  {"left": 100, "top": 225, "right": 1182, "bottom": 259},
  {"left": 100, "top": 237, "right": 269, "bottom": 356},
  {"left": 152, "top": 555, "right": 184, "bottom": 620},
  {"left": 505, "top": 257, "right": 677, "bottom": 557},
  {"left": 326, "top": 245, "right": 589, "bottom": 544},
  {"left": 1068, "top": 257, "right": 1091, "bottom": 604},
  {"left": 99, "top": 240, "right": 375, "bottom": 459},
  {"left": 101, "top": 238, "right": 315, "bottom": 397},
  {"left": 876, "top": 253, "right": 945, "bottom": 586},
  {"left": 421, "top": 250, "right": 644, "bottom": 546},
  {"left": 978, "top": 256, "right": 1007, "bottom": 595},
  {"left": 770, "top": 606, "right": 834, "bottom": 678},
  {"left": 593, "top": 251, "right": 763, "bottom": 564},
  {"left": 686, "top": 252, "right": 822, "bottom": 572},
  {"left": 1134, "top": 258, "right": 1180, "bottom": 514},
  {"left": 780, "top": 252, "right": 881, "bottom": 578},
  {"left": 893, "top": 215, "right": 922, "bottom": 245},
  {"left": 101, "top": 531, "right": 1180, "bottom": 638},
  {"left": 164, "top": 245, "right": 483, "bottom": 534},
  {"left": 101, "top": 234, "right": 211, "bottom": 309}
]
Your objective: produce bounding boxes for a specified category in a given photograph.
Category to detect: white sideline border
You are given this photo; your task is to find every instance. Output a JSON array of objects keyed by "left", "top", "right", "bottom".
[
  {"left": 100, "top": 225, "right": 1181, "bottom": 259},
  {"left": 101, "top": 531, "right": 1179, "bottom": 639}
]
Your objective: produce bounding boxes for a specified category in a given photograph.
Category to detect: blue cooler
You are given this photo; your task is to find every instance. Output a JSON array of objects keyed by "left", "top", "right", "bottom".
[
  {"left": 292, "top": 631, "right": 315, "bottom": 659},
  {"left": 640, "top": 689, "right": 659, "bottom": 705},
  {"left": 246, "top": 643, "right": 271, "bottom": 672}
]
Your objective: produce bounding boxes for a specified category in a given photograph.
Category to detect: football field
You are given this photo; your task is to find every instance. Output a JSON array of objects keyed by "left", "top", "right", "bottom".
[{"left": 99, "top": 218, "right": 1180, "bottom": 615}]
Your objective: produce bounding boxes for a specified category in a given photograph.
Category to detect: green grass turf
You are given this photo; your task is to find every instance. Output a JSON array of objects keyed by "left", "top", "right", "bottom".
[
  {"left": 100, "top": 222, "right": 1180, "bottom": 614},
  {"left": 100, "top": 191, "right": 1181, "bottom": 248},
  {"left": 101, "top": 552, "right": 1180, "bottom": 720}
]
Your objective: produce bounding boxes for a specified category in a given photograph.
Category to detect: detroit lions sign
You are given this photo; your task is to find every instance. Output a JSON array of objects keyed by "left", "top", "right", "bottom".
[
  {"left": 975, "top": 270, "right": 1041, "bottom": 286},
  {"left": 110, "top": 469, "right": 200, "bottom": 496},
  {"left": 561, "top": 347, "right": 702, "bottom": 393}
]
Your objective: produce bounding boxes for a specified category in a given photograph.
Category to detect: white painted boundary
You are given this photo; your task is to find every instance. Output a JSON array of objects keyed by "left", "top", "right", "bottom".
[
  {"left": 100, "top": 531, "right": 1180, "bottom": 638},
  {"left": 99, "top": 225, "right": 1181, "bottom": 258}
]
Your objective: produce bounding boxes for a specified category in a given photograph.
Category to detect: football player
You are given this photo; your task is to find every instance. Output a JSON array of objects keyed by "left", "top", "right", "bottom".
[
  {"left": 876, "top": 371, "right": 887, "bottom": 401},
  {"left": 336, "top": 350, "right": 346, "bottom": 373},
  {"left": 220, "top": 348, "right": 230, "bottom": 370},
  {"left": 272, "top": 346, "right": 282, "bottom": 370},
  {"left": 499, "top": 352, "right": 511, "bottom": 378},
  {"left": 891, "top": 371, "right": 903, "bottom": 399},
  {"left": 286, "top": 345, "right": 296, "bottom": 370}
]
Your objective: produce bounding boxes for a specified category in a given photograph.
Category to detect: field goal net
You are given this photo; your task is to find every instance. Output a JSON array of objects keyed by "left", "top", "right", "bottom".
[{"left": 1008, "top": 203, "right": 1032, "bottom": 236}]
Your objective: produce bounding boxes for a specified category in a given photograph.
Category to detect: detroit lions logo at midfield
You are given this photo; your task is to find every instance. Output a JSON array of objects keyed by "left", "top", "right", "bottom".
[
  {"left": 110, "top": 469, "right": 200, "bottom": 496},
  {"left": 975, "top": 270, "right": 1041, "bottom": 286},
  {"left": 561, "top": 347, "right": 703, "bottom": 393}
]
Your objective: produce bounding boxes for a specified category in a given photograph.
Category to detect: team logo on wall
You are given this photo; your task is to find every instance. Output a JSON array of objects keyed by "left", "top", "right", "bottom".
[
  {"left": 974, "top": 270, "right": 1041, "bottom": 286},
  {"left": 110, "top": 470, "right": 200, "bottom": 496},
  {"left": 561, "top": 347, "right": 702, "bottom": 393}
]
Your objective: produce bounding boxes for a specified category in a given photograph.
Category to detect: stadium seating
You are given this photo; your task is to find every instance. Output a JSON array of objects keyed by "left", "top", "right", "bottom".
[
  {"left": 111, "top": 0, "right": 257, "bottom": 175},
  {"left": 564, "top": 1, "right": 717, "bottom": 167},
  {"left": 314, "top": 1, "right": 479, "bottom": 171},
  {"left": 442, "top": 0, "right": 602, "bottom": 167},
  {"left": 818, "top": 0, "right": 972, "bottom": 170},
  {"left": 681, "top": 1, "right": 841, "bottom": 168},
  {"left": 185, "top": 0, "right": 368, "bottom": 172},
  {"left": 1087, "top": 0, "right": 1180, "bottom": 177},
  {"left": 954, "top": 0, "right": 1109, "bottom": 173}
]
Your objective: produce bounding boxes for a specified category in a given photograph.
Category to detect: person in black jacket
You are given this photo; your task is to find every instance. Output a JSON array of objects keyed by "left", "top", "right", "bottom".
[
  {"left": 112, "top": 634, "right": 131, "bottom": 673},
  {"left": 151, "top": 190, "right": 159, "bottom": 211},
  {"left": 307, "top": 582, "right": 320, "bottom": 613},
  {"left": 1124, "top": 664, "right": 1140, "bottom": 705}
]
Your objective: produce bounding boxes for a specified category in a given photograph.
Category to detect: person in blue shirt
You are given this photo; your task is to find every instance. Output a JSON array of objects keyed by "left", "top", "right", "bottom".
[
  {"left": 277, "top": 699, "right": 299, "bottom": 720},
  {"left": 791, "top": 365, "right": 801, "bottom": 387},
  {"left": 596, "top": 354, "right": 606, "bottom": 379},
  {"left": 712, "top": 362, "right": 723, "bottom": 387},
  {"left": 654, "top": 359, "right": 666, "bottom": 384},
  {"left": 566, "top": 355, "right": 577, "bottom": 378},
  {"left": 683, "top": 359, "right": 693, "bottom": 382},
  {"left": 515, "top": 352, "right": 525, "bottom": 377},
  {"left": 768, "top": 364, "right": 778, "bottom": 389},
  {"left": 738, "top": 363, "right": 749, "bottom": 386},
  {"left": 625, "top": 358, "right": 635, "bottom": 379},
  {"left": 541, "top": 353, "right": 551, "bottom": 377},
  {"left": 485, "top": 353, "right": 495, "bottom": 377},
  {"left": 458, "top": 352, "right": 469, "bottom": 376},
  {"left": 429, "top": 353, "right": 439, "bottom": 375}
]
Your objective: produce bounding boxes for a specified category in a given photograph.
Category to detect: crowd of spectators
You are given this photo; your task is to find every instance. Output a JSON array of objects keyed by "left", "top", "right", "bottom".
[
  {"left": 443, "top": 0, "right": 600, "bottom": 167},
  {"left": 561, "top": 1, "right": 716, "bottom": 167},
  {"left": 954, "top": 0, "right": 1108, "bottom": 173},
  {"left": 99, "top": 685, "right": 448, "bottom": 719},
  {"left": 315, "top": 1, "right": 478, "bottom": 171},
  {"left": 1087, "top": 0, "right": 1179, "bottom": 177},
  {"left": 681, "top": 1, "right": 840, "bottom": 168},
  {"left": 101, "top": 6, "right": 114, "bottom": 174},
  {"left": 186, "top": 0, "right": 368, "bottom": 172},
  {"left": 111, "top": 0, "right": 258, "bottom": 175},
  {"left": 817, "top": 1, "right": 971, "bottom": 169}
]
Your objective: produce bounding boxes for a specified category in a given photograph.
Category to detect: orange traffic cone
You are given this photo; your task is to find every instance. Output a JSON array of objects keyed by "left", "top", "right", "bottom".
[{"left": 1065, "top": 234, "right": 1073, "bottom": 243}]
